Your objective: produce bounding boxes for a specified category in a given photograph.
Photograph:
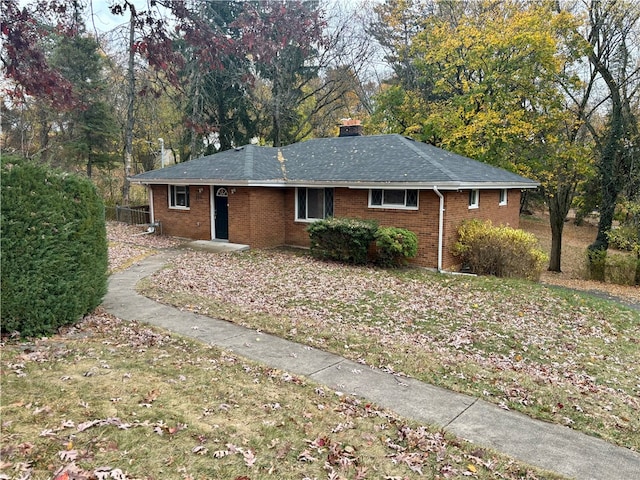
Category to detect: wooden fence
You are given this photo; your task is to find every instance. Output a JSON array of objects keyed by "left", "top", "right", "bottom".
[{"left": 106, "top": 205, "right": 150, "bottom": 225}]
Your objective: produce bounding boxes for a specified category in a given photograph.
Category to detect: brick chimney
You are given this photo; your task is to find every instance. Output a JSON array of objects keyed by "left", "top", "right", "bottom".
[{"left": 338, "top": 118, "right": 363, "bottom": 137}]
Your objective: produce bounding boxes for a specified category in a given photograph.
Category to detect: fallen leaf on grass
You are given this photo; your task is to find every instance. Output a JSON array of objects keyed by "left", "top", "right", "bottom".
[
  {"left": 58, "top": 450, "right": 78, "bottom": 462},
  {"left": 297, "top": 450, "right": 318, "bottom": 462},
  {"left": 243, "top": 449, "right": 257, "bottom": 467},
  {"left": 142, "top": 389, "right": 159, "bottom": 404},
  {"left": 192, "top": 445, "right": 208, "bottom": 455}
]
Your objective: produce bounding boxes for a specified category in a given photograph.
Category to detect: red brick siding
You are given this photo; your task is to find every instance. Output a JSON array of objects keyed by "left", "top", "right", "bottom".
[
  {"left": 150, "top": 185, "right": 211, "bottom": 239},
  {"left": 228, "top": 187, "right": 251, "bottom": 244},
  {"left": 229, "top": 187, "right": 286, "bottom": 248},
  {"left": 334, "top": 188, "right": 441, "bottom": 267},
  {"left": 151, "top": 184, "right": 522, "bottom": 270},
  {"left": 283, "top": 187, "right": 521, "bottom": 269}
]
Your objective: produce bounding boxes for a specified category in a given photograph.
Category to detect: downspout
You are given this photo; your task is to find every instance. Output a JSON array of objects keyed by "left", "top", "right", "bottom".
[
  {"left": 148, "top": 186, "right": 154, "bottom": 224},
  {"left": 433, "top": 186, "right": 444, "bottom": 272}
]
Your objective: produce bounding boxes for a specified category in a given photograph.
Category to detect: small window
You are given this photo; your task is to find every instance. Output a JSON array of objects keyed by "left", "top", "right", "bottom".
[
  {"left": 468, "top": 189, "right": 479, "bottom": 209},
  {"left": 169, "top": 185, "right": 190, "bottom": 209},
  {"left": 369, "top": 189, "right": 419, "bottom": 209},
  {"left": 296, "top": 188, "right": 334, "bottom": 221},
  {"left": 499, "top": 189, "right": 507, "bottom": 206}
]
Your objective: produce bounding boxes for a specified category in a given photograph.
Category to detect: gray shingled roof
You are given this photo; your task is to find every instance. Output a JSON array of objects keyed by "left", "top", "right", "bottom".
[{"left": 131, "top": 134, "right": 538, "bottom": 189}]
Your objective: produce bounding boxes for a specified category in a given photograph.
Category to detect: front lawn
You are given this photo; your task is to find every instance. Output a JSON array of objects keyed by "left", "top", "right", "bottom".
[
  {"left": 138, "top": 248, "right": 640, "bottom": 451},
  {"left": 1, "top": 311, "right": 562, "bottom": 479}
]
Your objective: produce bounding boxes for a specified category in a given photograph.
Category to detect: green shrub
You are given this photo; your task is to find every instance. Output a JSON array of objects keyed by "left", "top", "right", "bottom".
[
  {"left": 607, "top": 225, "right": 639, "bottom": 251},
  {"left": 307, "top": 217, "right": 378, "bottom": 265},
  {"left": 586, "top": 248, "right": 607, "bottom": 282},
  {"left": 604, "top": 253, "right": 639, "bottom": 286},
  {"left": 452, "top": 219, "right": 547, "bottom": 281},
  {"left": 1, "top": 157, "right": 109, "bottom": 337},
  {"left": 374, "top": 227, "right": 418, "bottom": 267},
  {"left": 584, "top": 249, "right": 640, "bottom": 285}
]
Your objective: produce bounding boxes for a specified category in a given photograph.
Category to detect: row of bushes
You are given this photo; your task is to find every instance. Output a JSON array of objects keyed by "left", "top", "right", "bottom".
[
  {"left": 308, "top": 217, "right": 549, "bottom": 280},
  {"left": 307, "top": 218, "right": 418, "bottom": 267}
]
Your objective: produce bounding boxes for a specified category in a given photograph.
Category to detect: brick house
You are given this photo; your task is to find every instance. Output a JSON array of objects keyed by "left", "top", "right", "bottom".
[{"left": 130, "top": 129, "right": 538, "bottom": 270}]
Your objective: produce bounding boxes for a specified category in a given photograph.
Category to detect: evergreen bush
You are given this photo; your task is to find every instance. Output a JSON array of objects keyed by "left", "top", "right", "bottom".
[
  {"left": 452, "top": 219, "right": 547, "bottom": 281},
  {"left": 374, "top": 227, "right": 418, "bottom": 267},
  {"left": 1, "top": 157, "right": 109, "bottom": 337},
  {"left": 307, "top": 217, "right": 378, "bottom": 264}
]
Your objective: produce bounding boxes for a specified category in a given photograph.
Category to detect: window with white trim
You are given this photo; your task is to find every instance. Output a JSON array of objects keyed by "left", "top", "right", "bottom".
[
  {"left": 468, "top": 189, "right": 479, "bottom": 209},
  {"left": 296, "top": 188, "right": 334, "bottom": 221},
  {"left": 369, "top": 189, "right": 418, "bottom": 209},
  {"left": 169, "top": 185, "right": 190, "bottom": 209},
  {"left": 499, "top": 188, "right": 508, "bottom": 205}
]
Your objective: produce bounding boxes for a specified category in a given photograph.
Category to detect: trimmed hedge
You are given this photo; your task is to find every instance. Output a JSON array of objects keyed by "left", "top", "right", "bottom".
[
  {"left": 307, "top": 218, "right": 418, "bottom": 268},
  {"left": 1, "top": 157, "right": 109, "bottom": 337},
  {"left": 375, "top": 227, "right": 418, "bottom": 267},
  {"left": 307, "top": 217, "right": 378, "bottom": 265},
  {"left": 452, "top": 219, "right": 547, "bottom": 281}
]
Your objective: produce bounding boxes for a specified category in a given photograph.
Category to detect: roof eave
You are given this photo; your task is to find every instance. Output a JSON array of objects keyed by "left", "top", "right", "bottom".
[{"left": 130, "top": 178, "right": 539, "bottom": 190}]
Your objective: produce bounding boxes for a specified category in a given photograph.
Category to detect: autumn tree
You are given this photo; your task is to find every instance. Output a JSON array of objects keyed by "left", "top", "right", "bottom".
[
  {"left": 558, "top": 0, "right": 640, "bottom": 279},
  {"left": 233, "top": 0, "right": 326, "bottom": 146},
  {"left": 175, "top": 0, "right": 257, "bottom": 157},
  {"left": 1, "top": 0, "right": 76, "bottom": 111},
  {"left": 369, "top": 0, "right": 592, "bottom": 272}
]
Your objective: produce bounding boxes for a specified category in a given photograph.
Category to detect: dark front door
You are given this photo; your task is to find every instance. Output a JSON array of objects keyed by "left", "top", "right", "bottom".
[{"left": 214, "top": 186, "right": 229, "bottom": 240}]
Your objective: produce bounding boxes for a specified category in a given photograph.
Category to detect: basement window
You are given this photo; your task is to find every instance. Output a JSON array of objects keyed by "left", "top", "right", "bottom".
[
  {"left": 296, "top": 188, "right": 334, "bottom": 221},
  {"left": 169, "top": 185, "right": 190, "bottom": 209},
  {"left": 369, "top": 189, "right": 418, "bottom": 210}
]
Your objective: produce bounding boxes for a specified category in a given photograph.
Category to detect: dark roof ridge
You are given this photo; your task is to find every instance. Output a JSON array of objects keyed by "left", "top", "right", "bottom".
[{"left": 396, "top": 135, "right": 457, "bottom": 182}]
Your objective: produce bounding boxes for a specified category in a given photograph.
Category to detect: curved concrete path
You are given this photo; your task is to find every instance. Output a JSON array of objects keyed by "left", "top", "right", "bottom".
[{"left": 103, "top": 250, "right": 640, "bottom": 480}]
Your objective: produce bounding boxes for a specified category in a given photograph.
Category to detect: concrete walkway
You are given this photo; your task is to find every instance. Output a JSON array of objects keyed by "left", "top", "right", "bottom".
[{"left": 102, "top": 250, "right": 640, "bottom": 480}]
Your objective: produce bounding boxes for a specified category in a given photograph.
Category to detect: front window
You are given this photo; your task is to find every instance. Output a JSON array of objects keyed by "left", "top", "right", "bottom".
[
  {"left": 468, "top": 189, "right": 479, "bottom": 209},
  {"left": 369, "top": 189, "right": 418, "bottom": 209},
  {"left": 296, "top": 188, "right": 334, "bottom": 221},
  {"left": 499, "top": 189, "right": 508, "bottom": 205},
  {"left": 169, "top": 185, "right": 190, "bottom": 209}
]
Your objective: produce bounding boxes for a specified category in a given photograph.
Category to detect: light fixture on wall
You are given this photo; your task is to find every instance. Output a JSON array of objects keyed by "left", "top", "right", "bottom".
[{"left": 231, "top": 188, "right": 236, "bottom": 194}]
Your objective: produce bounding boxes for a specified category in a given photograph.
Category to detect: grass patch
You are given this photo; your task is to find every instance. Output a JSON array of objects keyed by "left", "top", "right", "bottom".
[
  {"left": 138, "top": 249, "right": 640, "bottom": 451},
  {"left": 1, "top": 310, "right": 563, "bottom": 480}
]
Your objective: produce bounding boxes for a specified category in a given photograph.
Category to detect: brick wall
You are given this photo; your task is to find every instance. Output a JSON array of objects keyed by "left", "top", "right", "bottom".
[
  {"left": 283, "top": 187, "right": 521, "bottom": 269},
  {"left": 229, "top": 187, "right": 286, "bottom": 248},
  {"left": 151, "top": 184, "right": 522, "bottom": 270},
  {"left": 150, "top": 185, "right": 211, "bottom": 239}
]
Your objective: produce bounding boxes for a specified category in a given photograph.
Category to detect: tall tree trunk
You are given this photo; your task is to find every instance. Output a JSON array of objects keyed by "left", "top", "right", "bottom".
[
  {"left": 546, "top": 184, "right": 574, "bottom": 272},
  {"left": 122, "top": 4, "right": 136, "bottom": 205},
  {"left": 189, "top": 69, "right": 202, "bottom": 160},
  {"left": 589, "top": 102, "right": 628, "bottom": 262},
  {"left": 548, "top": 208, "right": 565, "bottom": 272},
  {"left": 272, "top": 77, "right": 282, "bottom": 147}
]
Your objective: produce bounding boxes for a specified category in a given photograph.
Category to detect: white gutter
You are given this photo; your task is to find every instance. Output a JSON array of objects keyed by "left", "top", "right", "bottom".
[{"left": 433, "top": 186, "right": 445, "bottom": 272}]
